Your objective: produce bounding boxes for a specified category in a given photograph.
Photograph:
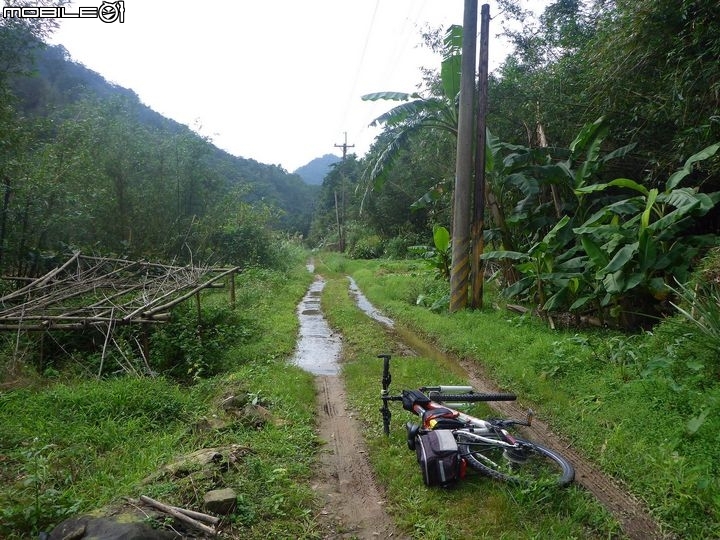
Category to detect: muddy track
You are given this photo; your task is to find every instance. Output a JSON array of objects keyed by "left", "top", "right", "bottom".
[
  {"left": 313, "top": 374, "right": 405, "bottom": 539},
  {"left": 394, "top": 328, "right": 670, "bottom": 540}
]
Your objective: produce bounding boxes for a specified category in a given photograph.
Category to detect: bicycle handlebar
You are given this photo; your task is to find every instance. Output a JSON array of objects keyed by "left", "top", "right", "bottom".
[
  {"left": 427, "top": 392, "right": 517, "bottom": 403},
  {"left": 379, "top": 353, "right": 518, "bottom": 436}
]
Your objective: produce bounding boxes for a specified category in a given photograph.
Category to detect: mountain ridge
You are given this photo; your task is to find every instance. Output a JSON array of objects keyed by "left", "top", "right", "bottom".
[{"left": 293, "top": 153, "right": 341, "bottom": 185}]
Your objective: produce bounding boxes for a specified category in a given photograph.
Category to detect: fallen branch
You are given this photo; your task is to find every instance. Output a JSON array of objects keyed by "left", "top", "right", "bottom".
[
  {"left": 139, "top": 495, "right": 217, "bottom": 536},
  {"left": 171, "top": 505, "right": 220, "bottom": 525}
]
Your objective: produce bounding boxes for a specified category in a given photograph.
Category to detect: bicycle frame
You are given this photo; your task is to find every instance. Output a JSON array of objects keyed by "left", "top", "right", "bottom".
[
  {"left": 379, "top": 355, "right": 575, "bottom": 487},
  {"left": 379, "top": 354, "right": 519, "bottom": 436}
]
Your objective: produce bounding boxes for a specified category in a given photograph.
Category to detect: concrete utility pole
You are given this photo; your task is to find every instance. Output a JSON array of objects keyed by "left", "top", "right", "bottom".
[
  {"left": 471, "top": 4, "right": 490, "bottom": 309},
  {"left": 450, "top": 0, "right": 478, "bottom": 313}
]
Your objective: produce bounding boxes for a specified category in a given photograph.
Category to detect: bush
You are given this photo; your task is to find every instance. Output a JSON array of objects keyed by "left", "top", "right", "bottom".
[
  {"left": 150, "top": 303, "right": 255, "bottom": 381},
  {"left": 350, "top": 234, "right": 384, "bottom": 259},
  {"left": 384, "top": 232, "right": 425, "bottom": 259}
]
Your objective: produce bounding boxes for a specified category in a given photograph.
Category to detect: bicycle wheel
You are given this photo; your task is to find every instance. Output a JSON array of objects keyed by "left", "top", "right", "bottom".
[{"left": 457, "top": 435, "right": 575, "bottom": 486}]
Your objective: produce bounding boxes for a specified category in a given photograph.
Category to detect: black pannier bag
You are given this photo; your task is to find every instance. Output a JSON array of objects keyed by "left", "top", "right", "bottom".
[{"left": 414, "top": 429, "right": 462, "bottom": 487}]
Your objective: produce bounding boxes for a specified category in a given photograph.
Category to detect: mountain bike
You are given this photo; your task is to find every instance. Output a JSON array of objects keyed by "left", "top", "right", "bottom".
[{"left": 379, "top": 354, "right": 575, "bottom": 487}]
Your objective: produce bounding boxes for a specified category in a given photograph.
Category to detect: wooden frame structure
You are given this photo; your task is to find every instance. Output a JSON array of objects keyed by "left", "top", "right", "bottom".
[{"left": 0, "top": 252, "right": 239, "bottom": 331}]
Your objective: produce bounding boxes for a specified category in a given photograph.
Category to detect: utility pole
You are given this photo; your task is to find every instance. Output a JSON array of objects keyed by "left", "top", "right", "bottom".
[
  {"left": 471, "top": 4, "right": 490, "bottom": 309},
  {"left": 334, "top": 131, "right": 355, "bottom": 159},
  {"left": 333, "top": 132, "right": 354, "bottom": 252},
  {"left": 450, "top": 0, "right": 478, "bottom": 313}
]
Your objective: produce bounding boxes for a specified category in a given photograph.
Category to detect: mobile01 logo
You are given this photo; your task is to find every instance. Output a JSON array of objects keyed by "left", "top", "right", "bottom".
[{"left": 2, "top": 1, "right": 125, "bottom": 23}]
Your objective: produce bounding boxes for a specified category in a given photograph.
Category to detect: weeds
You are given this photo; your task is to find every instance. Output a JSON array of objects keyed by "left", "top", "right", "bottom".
[
  {"left": 0, "top": 438, "right": 80, "bottom": 535},
  {"left": 319, "top": 264, "right": 618, "bottom": 539},
  {"left": 0, "top": 259, "right": 319, "bottom": 539}
]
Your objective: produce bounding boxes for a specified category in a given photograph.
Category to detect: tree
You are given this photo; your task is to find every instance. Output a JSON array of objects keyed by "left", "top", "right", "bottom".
[
  {"left": 581, "top": 0, "right": 720, "bottom": 176},
  {"left": 360, "top": 25, "right": 462, "bottom": 201}
]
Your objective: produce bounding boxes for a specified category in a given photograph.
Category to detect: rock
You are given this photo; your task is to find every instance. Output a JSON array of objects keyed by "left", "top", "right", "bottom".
[
  {"left": 234, "top": 403, "right": 275, "bottom": 428},
  {"left": 221, "top": 392, "right": 250, "bottom": 410},
  {"left": 192, "top": 416, "right": 230, "bottom": 433},
  {"left": 49, "top": 514, "right": 177, "bottom": 540},
  {"left": 163, "top": 447, "right": 224, "bottom": 476},
  {"left": 203, "top": 487, "right": 237, "bottom": 515}
]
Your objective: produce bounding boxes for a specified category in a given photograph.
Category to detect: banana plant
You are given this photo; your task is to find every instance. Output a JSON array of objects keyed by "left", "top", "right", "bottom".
[
  {"left": 573, "top": 142, "right": 720, "bottom": 314},
  {"left": 409, "top": 224, "right": 451, "bottom": 281},
  {"left": 481, "top": 216, "right": 585, "bottom": 309},
  {"left": 360, "top": 25, "right": 462, "bottom": 197}
]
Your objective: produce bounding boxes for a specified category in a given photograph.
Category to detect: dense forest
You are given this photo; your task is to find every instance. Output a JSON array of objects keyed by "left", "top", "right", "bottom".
[{"left": 0, "top": 16, "right": 317, "bottom": 275}]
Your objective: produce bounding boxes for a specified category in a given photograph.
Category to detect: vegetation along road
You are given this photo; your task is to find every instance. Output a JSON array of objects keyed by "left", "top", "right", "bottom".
[{"left": 2, "top": 2, "right": 719, "bottom": 538}]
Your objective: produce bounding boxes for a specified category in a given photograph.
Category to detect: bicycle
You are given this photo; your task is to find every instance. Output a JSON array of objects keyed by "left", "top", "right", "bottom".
[{"left": 378, "top": 354, "right": 575, "bottom": 487}]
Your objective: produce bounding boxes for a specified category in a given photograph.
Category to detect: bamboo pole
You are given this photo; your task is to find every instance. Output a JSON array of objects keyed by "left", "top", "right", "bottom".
[
  {"left": 0, "top": 251, "right": 80, "bottom": 302},
  {"left": 139, "top": 495, "right": 217, "bottom": 536},
  {"left": 229, "top": 270, "right": 236, "bottom": 309},
  {"left": 137, "top": 267, "right": 239, "bottom": 319}
]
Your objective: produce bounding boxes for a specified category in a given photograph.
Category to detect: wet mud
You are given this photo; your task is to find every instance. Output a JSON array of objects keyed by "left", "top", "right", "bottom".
[{"left": 291, "top": 277, "right": 341, "bottom": 376}]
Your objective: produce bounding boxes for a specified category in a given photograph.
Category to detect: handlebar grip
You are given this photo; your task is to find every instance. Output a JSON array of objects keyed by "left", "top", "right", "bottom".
[{"left": 429, "top": 392, "right": 517, "bottom": 402}]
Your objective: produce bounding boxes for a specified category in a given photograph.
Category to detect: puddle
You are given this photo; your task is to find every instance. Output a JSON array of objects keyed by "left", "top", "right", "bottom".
[
  {"left": 347, "top": 277, "right": 395, "bottom": 328},
  {"left": 347, "top": 278, "right": 456, "bottom": 367},
  {"left": 291, "top": 277, "right": 341, "bottom": 375}
]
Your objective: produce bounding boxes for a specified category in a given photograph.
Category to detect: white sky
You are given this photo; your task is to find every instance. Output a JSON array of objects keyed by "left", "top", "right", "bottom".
[{"left": 28, "top": 0, "right": 533, "bottom": 172}]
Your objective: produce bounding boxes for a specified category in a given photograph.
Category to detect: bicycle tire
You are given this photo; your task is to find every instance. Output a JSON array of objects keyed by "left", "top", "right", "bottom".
[{"left": 457, "top": 435, "right": 575, "bottom": 487}]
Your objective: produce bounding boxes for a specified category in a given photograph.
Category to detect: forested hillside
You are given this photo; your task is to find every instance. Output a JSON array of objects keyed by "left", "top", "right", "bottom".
[
  {"left": 294, "top": 154, "right": 341, "bottom": 185},
  {"left": 0, "top": 21, "right": 317, "bottom": 275}
]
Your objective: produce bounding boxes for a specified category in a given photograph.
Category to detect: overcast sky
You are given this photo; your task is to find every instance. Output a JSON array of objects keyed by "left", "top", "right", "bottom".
[{"left": 34, "top": 0, "right": 531, "bottom": 171}]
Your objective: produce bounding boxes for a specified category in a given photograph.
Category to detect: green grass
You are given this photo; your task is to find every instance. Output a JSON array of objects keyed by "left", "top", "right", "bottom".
[
  {"left": 328, "top": 255, "right": 720, "bottom": 539},
  {"left": 317, "top": 263, "right": 620, "bottom": 540},
  {"left": 4, "top": 250, "right": 718, "bottom": 538},
  {"left": 0, "top": 256, "right": 323, "bottom": 539}
]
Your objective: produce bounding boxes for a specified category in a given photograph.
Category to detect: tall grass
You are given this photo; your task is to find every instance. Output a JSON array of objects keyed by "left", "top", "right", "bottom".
[{"left": 0, "top": 254, "right": 322, "bottom": 539}]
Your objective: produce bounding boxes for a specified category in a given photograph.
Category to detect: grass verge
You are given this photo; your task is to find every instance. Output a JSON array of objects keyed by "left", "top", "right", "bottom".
[
  {"left": 315, "top": 257, "right": 620, "bottom": 540},
  {"left": 319, "top": 254, "right": 720, "bottom": 539},
  {"left": 0, "top": 259, "right": 324, "bottom": 539}
]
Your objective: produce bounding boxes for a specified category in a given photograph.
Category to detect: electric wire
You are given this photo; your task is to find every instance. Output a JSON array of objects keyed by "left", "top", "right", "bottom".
[{"left": 335, "top": 0, "right": 380, "bottom": 152}]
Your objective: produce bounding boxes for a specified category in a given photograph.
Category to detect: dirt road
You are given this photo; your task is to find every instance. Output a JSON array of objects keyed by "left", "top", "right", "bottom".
[
  {"left": 303, "top": 273, "right": 668, "bottom": 539},
  {"left": 312, "top": 374, "right": 405, "bottom": 539}
]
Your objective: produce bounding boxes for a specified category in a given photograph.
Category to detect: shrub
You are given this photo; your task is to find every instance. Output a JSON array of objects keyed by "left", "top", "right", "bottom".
[
  {"left": 150, "top": 303, "right": 255, "bottom": 381},
  {"left": 384, "top": 232, "right": 425, "bottom": 259},
  {"left": 350, "top": 234, "right": 384, "bottom": 259}
]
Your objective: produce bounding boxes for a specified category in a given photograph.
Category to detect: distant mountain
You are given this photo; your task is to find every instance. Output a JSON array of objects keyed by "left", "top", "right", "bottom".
[{"left": 294, "top": 154, "right": 341, "bottom": 185}]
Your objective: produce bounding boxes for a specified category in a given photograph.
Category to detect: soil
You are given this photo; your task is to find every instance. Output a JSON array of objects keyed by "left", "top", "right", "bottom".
[
  {"left": 312, "top": 374, "right": 406, "bottom": 539},
  {"left": 309, "top": 278, "right": 672, "bottom": 540}
]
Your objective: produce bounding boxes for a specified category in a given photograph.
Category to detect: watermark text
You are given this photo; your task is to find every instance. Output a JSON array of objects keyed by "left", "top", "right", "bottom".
[{"left": 2, "top": 1, "right": 125, "bottom": 23}]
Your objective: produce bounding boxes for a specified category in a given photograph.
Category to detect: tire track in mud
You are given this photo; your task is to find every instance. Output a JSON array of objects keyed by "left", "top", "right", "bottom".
[
  {"left": 348, "top": 278, "right": 669, "bottom": 540},
  {"left": 293, "top": 271, "right": 403, "bottom": 539},
  {"left": 313, "top": 374, "right": 404, "bottom": 539}
]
